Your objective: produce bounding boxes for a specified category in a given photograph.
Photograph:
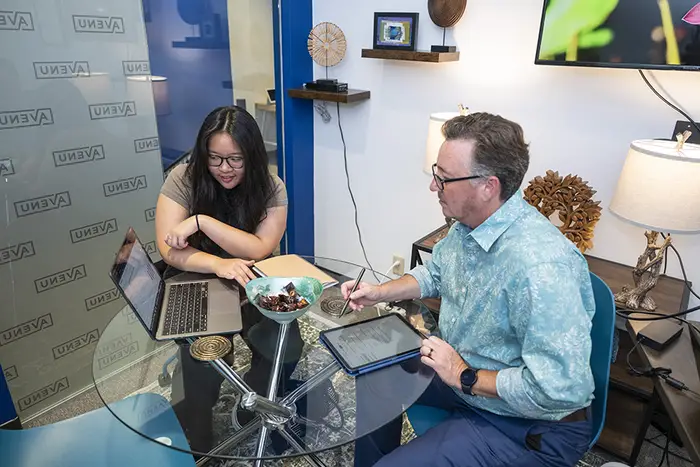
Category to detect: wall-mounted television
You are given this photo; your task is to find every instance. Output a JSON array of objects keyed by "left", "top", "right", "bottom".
[{"left": 534, "top": 0, "right": 700, "bottom": 71}]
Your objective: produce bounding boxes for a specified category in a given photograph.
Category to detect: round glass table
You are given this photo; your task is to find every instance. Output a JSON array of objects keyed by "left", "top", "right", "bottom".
[{"left": 92, "top": 256, "right": 437, "bottom": 464}]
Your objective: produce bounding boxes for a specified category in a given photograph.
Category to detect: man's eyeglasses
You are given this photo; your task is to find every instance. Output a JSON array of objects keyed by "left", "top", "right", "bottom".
[
  {"left": 208, "top": 154, "right": 244, "bottom": 169},
  {"left": 431, "top": 163, "right": 483, "bottom": 191}
]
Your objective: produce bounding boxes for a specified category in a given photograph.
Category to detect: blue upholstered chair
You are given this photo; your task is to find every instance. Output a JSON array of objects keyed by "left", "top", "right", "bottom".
[
  {"left": 407, "top": 272, "right": 617, "bottom": 449},
  {"left": 0, "top": 393, "right": 195, "bottom": 467}
]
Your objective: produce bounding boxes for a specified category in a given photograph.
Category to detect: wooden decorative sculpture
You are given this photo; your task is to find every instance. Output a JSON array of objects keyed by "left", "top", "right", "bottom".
[
  {"left": 524, "top": 170, "right": 602, "bottom": 253},
  {"left": 614, "top": 231, "right": 672, "bottom": 311}
]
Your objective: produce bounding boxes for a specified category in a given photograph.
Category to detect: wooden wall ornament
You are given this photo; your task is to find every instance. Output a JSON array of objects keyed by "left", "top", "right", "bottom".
[
  {"left": 428, "top": 0, "right": 467, "bottom": 52},
  {"left": 524, "top": 170, "right": 602, "bottom": 253},
  {"left": 428, "top": 0, "right": 467, "bottom": 28}
]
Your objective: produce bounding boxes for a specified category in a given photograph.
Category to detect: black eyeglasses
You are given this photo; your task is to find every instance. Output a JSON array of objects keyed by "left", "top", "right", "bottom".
[
  {"left": 208, "top": 154, "right": 244, "bottom": 169},
  {"left": 431, "top": 163, "right": 483, "bottom": 190}
]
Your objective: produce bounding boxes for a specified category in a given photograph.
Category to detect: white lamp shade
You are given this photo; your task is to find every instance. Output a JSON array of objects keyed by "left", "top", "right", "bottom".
[
  {"left": 151, "top": 76, "right": 170, "bottom": 116},
  {"left": 609, "top": 139, "right": 700, "bottom": 234},
  {"left": 127, "top": 75, "right": 170, "bottom": 116},
  {"left": 424, "top": 112, "right": 460, "bottom": 174}
]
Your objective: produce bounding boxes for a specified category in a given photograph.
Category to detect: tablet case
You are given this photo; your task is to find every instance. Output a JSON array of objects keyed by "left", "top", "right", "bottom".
[{"left": 319, "top": 313, "right": 424, "bottom": 376}]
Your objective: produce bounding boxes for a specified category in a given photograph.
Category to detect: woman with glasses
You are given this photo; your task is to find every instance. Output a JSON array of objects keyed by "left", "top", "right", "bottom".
[
  {"left": 155, "top": 105, "right": 301, "bottom": 455},
  {"left": 157, "top": 105, "right": 286, "bottom": 285}
]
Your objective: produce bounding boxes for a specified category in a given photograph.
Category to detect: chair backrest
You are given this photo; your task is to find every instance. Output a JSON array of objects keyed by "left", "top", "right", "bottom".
[{"left": 588, "top": 272, "right": 616, "bottom": 448}]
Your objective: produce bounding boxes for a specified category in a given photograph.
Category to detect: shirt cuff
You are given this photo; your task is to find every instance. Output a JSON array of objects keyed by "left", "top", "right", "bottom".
[
  {"left": 496, "top": 366, "right": 546, "bottom": 419},
  {"left": 406, "top": 265, "right": 437, "bottom": 298}
]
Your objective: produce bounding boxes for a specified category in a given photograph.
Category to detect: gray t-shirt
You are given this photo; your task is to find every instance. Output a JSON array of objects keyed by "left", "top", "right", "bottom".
[{"left": 160, "top": 164, "right": 288, "bottom": 213}]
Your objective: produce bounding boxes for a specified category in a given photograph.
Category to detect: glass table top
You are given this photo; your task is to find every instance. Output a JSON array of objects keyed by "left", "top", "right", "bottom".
[{"left": 92, "top": 256, "right": 437, "bottom": 462}]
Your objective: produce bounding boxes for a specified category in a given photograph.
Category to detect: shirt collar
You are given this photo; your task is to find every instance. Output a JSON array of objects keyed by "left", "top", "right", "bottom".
[{"left": 460, "top": 190, "right": 529, "bottom": 252}]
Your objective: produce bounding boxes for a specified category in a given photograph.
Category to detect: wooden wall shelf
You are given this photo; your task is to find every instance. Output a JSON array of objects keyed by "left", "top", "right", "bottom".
[
  {"left": 361, "top": 48, "right": 460, "bottom": 63},
  {"left": 287, "top": 88, "right": 370, "bottom": 104}
]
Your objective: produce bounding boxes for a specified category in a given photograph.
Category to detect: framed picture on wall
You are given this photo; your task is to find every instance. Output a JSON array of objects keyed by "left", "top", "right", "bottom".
[{"left": 373, "top": 12, "right": 419, "bottom": 51}]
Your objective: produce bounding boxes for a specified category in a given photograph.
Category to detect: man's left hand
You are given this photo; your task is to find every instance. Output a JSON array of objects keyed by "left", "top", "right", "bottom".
[
  {"left": 420, "top": 335, "right": 469, "bottom": 389},
  {"left": 165, "top": 216, "right": 199, "bottom": 249}
]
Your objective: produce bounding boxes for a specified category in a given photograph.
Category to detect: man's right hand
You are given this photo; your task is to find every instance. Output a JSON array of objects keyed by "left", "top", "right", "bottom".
[
  {"left": 340, "top": 281, "right": 383, "bottom": 311},
  {"left": 213, "top": 258, "right": 256, "bottom": 286}
]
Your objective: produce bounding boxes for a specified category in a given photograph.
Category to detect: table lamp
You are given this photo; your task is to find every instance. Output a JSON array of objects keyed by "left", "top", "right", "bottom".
[
  {"left": 424, "top": 106, "right": 469, "bottom": 227},
  {"left": 609, "top": 135, "right": 700, "bottom": 311}
]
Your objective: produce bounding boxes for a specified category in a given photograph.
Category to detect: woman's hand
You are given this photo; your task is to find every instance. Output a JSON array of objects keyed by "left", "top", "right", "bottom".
[
  {"left": 213, "top": 258, "right": 256, "bottom": 286},
  {"left": 165, "top": 216, "right": 199, "bottom": 249}
]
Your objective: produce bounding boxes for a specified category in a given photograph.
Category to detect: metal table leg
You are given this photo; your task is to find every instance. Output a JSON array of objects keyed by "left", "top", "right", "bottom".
[
  {"left": 278, "top": 425, "right": 328, "bottom": 467},
  {"left": 281, "top": 361, "right": 340, "bottom": 406},
  {"left": 253, "top": 321, "right": 291, "bottom": 467}
]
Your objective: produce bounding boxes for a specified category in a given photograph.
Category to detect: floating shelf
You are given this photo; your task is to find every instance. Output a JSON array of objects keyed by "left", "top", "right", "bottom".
[
  {"left": 172, "top": 39, "right": 229, "bottom": 49},
  {"left": 288, "top": 88, "right": 370, "bottom": 104},
  {"left": 361, "top": 48, "right": 459, "bottom": 63}
]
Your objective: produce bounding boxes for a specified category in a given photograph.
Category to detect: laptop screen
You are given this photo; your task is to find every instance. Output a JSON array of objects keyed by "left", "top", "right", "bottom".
[{"left": 110, "top": 228, "right": 162, "bottom": 334}]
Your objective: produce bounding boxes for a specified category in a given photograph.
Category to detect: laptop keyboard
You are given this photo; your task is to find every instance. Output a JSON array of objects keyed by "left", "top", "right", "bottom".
[{"left": 162, "top": 282, "right": 208, "bottom": 336}]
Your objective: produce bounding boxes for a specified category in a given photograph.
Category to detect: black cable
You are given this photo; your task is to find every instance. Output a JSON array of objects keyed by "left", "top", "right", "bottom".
[
  {"left": 661, "top": 233, "right": 700, "bottom": 303},
  {"left": 645, "top": 438, "right": 693, "bottom": 464},
  {"left": 625, "top": 337, "right": 672, "bottom": 378},
  {"left": 655, "top": 428, "right": 670, "bottom": 467},
  {"left": 619, "top": 303, "right": 700, "bottom": 321},
  {"left": 336, "top": 102, "right": 381, "bottom": 283},
  {"left": 639, "top": 70, "right": 700, "bottom": 137}
]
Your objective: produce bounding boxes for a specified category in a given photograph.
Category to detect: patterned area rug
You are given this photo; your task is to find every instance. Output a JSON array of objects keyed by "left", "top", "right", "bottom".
[{"left": 159, "top": 312, "right": 609, "bottom": 467}]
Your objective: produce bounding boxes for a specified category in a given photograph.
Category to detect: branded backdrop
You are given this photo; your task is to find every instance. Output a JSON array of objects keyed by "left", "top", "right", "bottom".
[{"left": 0, "top": 0, "right": 164, "bottom": 419}]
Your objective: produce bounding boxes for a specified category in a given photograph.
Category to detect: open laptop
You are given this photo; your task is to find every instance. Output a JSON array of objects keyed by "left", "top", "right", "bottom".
[{"left": 109, "top": 227, "right": 242, "bottom": 341}]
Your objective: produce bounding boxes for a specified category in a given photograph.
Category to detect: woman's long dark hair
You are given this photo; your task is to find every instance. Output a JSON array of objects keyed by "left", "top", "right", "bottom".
[{"left": 187, "top": 106, "right": 274, "bottom": 257}]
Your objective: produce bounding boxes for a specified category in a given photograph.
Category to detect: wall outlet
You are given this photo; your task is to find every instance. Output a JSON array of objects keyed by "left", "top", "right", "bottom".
[{"left": 392, "top": 255, "right": 405, "bottom": 276}]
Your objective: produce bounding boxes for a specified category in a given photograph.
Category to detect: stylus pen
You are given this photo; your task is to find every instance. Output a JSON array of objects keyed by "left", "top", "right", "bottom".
[{"left": 340, "top": 268, "right": 365, "bottom": 317}]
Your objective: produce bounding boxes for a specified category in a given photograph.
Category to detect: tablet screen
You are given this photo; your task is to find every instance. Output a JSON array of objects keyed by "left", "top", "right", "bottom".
[{"left": 322, "top": 314, "right": 423, "bottom": 370}]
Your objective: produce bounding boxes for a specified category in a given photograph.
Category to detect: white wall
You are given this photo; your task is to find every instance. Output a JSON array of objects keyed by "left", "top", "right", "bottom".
[
  {"left": 312, "top": 0, "right": 700, "bottom": 317},
  {"left": 227, "top": 0, "right": 275, "bottom": 108}
]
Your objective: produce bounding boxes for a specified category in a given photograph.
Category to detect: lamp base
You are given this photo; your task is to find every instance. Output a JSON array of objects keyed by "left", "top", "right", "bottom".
[
  {"left": 614, "top": 231, "right": 672, "bottom": 312},
  {"left": 431, "top": 45, "right": 457, "bottom": 53}
]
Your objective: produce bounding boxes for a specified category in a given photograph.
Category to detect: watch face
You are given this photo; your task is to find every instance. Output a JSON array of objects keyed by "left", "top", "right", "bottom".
[{"left": 460, "top": 368, "right": 477, "bottom": 387}]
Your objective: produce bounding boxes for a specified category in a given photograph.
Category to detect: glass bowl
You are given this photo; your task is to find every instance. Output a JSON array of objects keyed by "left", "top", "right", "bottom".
[{"left": 244, "top": 276, "right": 324, "bottom": 324}]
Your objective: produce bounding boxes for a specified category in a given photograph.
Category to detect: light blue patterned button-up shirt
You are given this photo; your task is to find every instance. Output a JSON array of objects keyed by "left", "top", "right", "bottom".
[{"left": 408, "top": 191, "right": 595, "bottom": 421}]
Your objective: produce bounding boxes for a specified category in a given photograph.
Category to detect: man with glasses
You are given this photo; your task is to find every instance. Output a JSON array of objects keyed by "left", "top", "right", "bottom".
[{"left": 344, "top": 112, "right": 595, "bottom": 467}]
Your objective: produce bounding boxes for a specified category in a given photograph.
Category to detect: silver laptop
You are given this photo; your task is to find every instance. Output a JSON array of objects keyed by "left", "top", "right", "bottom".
[{"left": 109, "top": 227, "right": 242, "bottom": 341}]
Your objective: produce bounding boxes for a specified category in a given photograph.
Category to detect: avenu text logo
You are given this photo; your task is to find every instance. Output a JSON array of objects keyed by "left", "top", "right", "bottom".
[
  {"left": 4, "top": 365, "right": 18, "bottom": 382},
  {"left": 53, "top": 144, "right": 104, "bottom": 167},
  {"left": 35, "top": 265, "right": 87, "bottom": 293},
  {"left": 73, "top": 15, "right": 124, "bottom": 33},
  {"left": 52, "top": 329, "right": 100, "bottom": 360},
  {"left": 0, "top": 108, "right": 53, "bottom": 130},
  {"left": 86, "top": 288, "right": 121, "bottom": 311},
  {"left": 0, "top": 11, "right": 34, "bottom": 31},
  {"left": 0, "top": 158, "right": 15, "bottom": 176},
  {"left": 14, "top": 191, "right": 71, "bottom": 218},
  {"left": 18, "top": 377, "right": 69, "bottom": 411},
  {"left": 70, "top": 218, "right": 117, "bottom": 243},
  {"left": 89, "top": 101, "right": 136, "bottom": 120},
  {"left": 0, "top": 314, "right": 53, "bottom": 346},
  {"left": 34, "top": 61, "right": 90, "bottom": 79},
  {"left": 123, "top": 60, "right": 150, "bottom": 76},
  {"left": 0, "top": 241, "right": 35, "bottom": 266},
  {"left": 103, "top": 175, "right": 147, "bottom": 197},
  {"left": 134, "top": 137, "right": 159, "bottom": 153}
]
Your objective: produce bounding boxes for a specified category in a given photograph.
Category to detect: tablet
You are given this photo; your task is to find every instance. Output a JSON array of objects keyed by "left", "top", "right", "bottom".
[{"left": 319, "top": 313, "right": 425, "bottom": 376}]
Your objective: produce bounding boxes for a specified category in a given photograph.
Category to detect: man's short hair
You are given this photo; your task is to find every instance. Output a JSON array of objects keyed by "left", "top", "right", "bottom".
[{"left": 442, "top": 112, "right": 530, "bottom": 201}]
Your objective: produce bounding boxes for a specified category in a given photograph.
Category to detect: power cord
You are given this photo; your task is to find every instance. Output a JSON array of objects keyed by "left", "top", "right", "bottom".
[
  {"left": 639, "top": 70, "right": 700, "bottom": 136},
  {"left": 336, "top": 101, "right": 380, "bottom": 283},
  {"left": 625, "top": 337, "right": 700, "bottom": 399}
]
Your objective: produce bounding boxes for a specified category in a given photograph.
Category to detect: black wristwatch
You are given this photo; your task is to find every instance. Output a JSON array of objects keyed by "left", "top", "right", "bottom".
[{"left": 460, "top": 367, "right": 479, "bottom": 396}]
